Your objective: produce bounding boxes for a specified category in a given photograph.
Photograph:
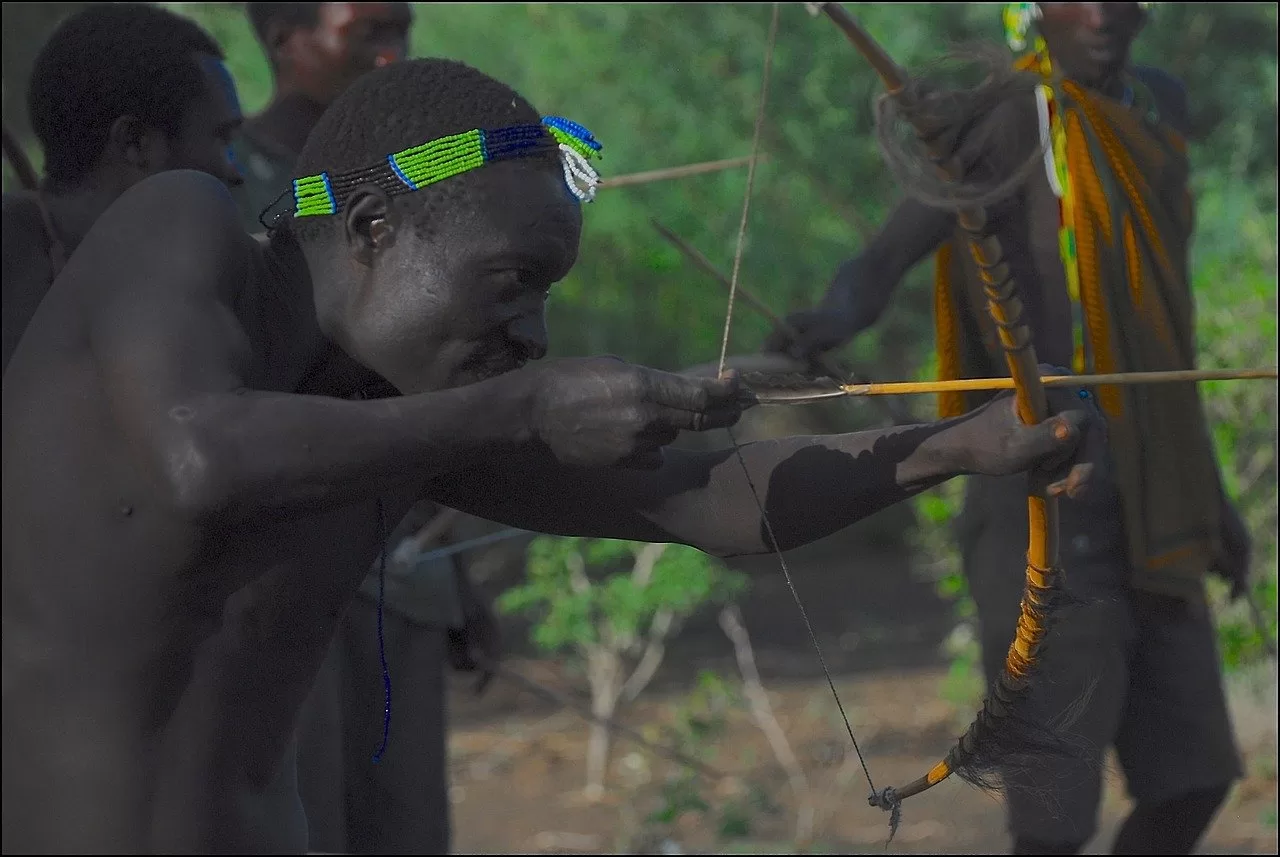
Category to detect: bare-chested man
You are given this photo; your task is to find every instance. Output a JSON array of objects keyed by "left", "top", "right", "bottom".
[
  {"left": 2, "top": 3, "right": 244, "bottom": 372},
  {"left": 768, "top": 3, "right": 1247, "bottom": 854},
  {"left": 3, "top": 58, "right": 1105, "bottom": 854}
]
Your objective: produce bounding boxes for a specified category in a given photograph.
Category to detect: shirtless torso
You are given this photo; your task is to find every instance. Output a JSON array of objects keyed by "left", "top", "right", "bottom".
[
  {"left": 2, "top": 209, "right": 396, "bottom": 851},
  {"left": 2, "top": 114, "right": 1100, "bottom": 853}
]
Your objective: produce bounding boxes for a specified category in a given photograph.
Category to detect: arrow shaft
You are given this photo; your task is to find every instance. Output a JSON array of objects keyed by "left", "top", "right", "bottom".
[
  {"left": 747, "top": 368, "right": 1279, "bottom": 404},
  {"left": 650, "top": 219, "right": 915, "bottom": 425}
]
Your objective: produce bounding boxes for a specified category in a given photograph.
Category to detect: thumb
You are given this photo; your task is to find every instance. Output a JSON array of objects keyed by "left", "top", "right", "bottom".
[{"left": 1023, "top": 409, "right": 1088, "bottom": 471}]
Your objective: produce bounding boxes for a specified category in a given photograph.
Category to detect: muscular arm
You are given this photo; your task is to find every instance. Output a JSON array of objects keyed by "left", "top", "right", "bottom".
[
  {"left": 787, "top": 92, "right": 1039, "bottom": 354},
  {"left": 83, "top": 171, "right": 532, "bottom": 526},
  {"left": 430, "top": 411, "right": 992, "bottom": 558},
  {"left": 823, "top": 198, "right": 953, "bottom": 333}
]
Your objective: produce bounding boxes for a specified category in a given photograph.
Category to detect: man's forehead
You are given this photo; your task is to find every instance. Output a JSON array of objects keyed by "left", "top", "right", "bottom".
[
  {"left": 321, "top": 2, "right": 412, "bottom": 31},
  {"left": 453, "top": 170, "right": 583, "bottom": 265},
  {"left": 1040, "top": 2, "right": 1142, "bottom": 23}
]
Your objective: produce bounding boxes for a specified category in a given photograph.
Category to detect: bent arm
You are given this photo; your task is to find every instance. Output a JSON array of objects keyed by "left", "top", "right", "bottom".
[
  {"left": 85, "top": 171, "right": 529, "bottom": 525},
  {"left": 823, "top": 197, "right": 953, "bottom": 335},
  {"left": 822, "top": 89, "right": 1043, "bottom": 342},
  {"left": 428, "top": 413, "right": 985, "bottom": 558}
]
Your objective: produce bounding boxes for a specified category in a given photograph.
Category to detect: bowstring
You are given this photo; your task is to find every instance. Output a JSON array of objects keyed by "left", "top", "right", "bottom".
[
  {"left": 716, "top": 3, "right": 779, "bottom": 379},
  {"left": 718, "top": 1, "right": 881, "bottom": 803}
]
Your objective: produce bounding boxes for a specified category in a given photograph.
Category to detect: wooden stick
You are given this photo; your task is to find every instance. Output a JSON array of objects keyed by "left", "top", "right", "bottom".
[
  {"left": 598, "top": 155, "right": 762, "bottom": 189},
  {"left": 2, "top": 123, "right": 39, "bottom": 192},
  {"left": 747, "top": 368, "right": 1279, "bottom": 404},
  {"left": 649, "top": 218, "right": 916, "bottom": 425},
  {"left": 842, "top": 368, "right": 1278, "bottom": 395}
]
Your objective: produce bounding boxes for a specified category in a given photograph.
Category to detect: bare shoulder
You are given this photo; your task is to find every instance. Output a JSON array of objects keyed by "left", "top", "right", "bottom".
[
  {"left": 76, "top": 170, "right": 253, "bottom": 307},
  {"left": 1131, "top": 65, "right": 1191, "bottom": 137}
]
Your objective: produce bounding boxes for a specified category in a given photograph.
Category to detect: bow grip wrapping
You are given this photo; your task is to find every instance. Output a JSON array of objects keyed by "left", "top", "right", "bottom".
[{"left": 817, "top": 2, "right": 1063, "bottom": 807}]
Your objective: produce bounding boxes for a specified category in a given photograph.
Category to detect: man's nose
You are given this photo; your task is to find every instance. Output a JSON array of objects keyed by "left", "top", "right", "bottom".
[
  {"left": 508, "top": 311, "right": 549, "bottom": 362},
  {"left": 1081, "top": 3, "right": 1108, "bottom": 30}
]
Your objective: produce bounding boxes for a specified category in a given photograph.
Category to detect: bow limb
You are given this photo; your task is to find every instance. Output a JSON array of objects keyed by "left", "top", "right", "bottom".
[{"left": 812, "top": 3, "right": 1063, "bottom": 809}]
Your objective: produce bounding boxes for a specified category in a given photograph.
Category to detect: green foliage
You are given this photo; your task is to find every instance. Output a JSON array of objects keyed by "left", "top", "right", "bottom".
[
  {"left": 642, "top": 669, "right": 781, "bottom": 843},
  {"left": 497, "top": 536, "right": 747, "bottom": 657}
]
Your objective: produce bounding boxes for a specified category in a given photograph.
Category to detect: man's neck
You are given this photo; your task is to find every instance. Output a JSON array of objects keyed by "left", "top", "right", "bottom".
[
  {"left": 1088, "top": 70, "right": 1129, "bottom": 101},
  {"left": 244, "top": 91, "right": 331, "bottom": 160},
  {"left": 42, "top": 181, "right": 124, "bottom": 257}
]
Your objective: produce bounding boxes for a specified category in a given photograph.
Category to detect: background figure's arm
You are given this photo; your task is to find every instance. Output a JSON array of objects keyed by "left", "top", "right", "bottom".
[
  {"left": 825, "top": 197, "right": 954, "bottom": 332},
  {"left": 85, "top": 171, "right": 529, "bottom": 526},
  {"left": 767, "top": 194, "right": 952, "bottom": 360}
]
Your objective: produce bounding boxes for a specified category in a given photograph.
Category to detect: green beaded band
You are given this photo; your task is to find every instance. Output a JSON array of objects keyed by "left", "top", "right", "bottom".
[{"left": 290, "top": 116, "right": 603, "bottom": 219}]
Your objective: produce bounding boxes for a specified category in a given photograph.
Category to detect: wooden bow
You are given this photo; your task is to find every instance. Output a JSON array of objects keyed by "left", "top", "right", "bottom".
[{"left": 810, "top": 1, "right": 1066, "bottom": 816}]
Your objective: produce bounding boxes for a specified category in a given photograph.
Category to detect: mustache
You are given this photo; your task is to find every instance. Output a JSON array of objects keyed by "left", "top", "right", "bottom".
[{"left": 462, "top": 348, "right": 527, "bottom": 381}]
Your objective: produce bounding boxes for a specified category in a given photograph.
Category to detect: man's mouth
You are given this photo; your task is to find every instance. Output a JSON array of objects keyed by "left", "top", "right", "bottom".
[
  {"left": 466, "top": 353, "right": 526, "bottom": 381},
  {"left": 1081, "top": 34, "right": 1124, "bottom": 63}
]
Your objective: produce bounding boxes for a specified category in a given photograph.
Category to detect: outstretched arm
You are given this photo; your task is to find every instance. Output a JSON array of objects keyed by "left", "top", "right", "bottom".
[{"left": 428, "top": 384, "right": 1100, "bottom": 558}]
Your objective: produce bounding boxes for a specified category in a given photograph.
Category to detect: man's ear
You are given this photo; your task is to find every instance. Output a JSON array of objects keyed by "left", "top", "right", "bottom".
[
  {"left": 343, "top": 184, "right": 401, "bottom": 267},
  {"left": 104, "top": 115, "right": 169, "bottom": 180}
]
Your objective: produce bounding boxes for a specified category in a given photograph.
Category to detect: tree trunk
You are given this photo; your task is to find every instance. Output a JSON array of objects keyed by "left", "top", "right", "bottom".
[{"left": 584, "top": 648, "right": 621, "bottom": 800}]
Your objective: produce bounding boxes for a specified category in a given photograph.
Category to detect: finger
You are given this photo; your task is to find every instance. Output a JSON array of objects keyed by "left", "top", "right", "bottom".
[
  {"left": 1022, "top": 407, "right": 1088, "bottom": 473},
  {"left": 1051, "top": 391, "right": 1108, "bottom": 498},
  {"left": 649, "top": 371, "right": 742, "bottom": 413},
  {"left": 1047, "top": 462, "right": 1094, "bottom": 499},
  {"left": 696, "top": 405, "right": 745, "bottom": 431},
  {"left": 655, "top": 401, "right": 745, "bottom": 433}
]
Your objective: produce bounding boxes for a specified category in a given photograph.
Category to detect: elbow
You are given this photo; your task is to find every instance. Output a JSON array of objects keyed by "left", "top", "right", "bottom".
[{"left": 156, "top": 427, "right": 231, "bottom": 523}]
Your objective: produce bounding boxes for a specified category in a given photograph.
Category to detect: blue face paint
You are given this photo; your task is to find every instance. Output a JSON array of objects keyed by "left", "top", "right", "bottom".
[{"left": 199, "top": 54, "right": 243, "bottom": 122}]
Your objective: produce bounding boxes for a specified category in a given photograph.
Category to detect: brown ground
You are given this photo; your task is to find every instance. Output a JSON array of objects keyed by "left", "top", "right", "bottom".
[{"left": 445, "top": 531, "right": 1279, "bottom": 855}]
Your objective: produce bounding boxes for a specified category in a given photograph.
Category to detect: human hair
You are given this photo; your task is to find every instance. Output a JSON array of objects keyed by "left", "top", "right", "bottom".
[
  {"left": 245, "top": 2, "right": 322, "bottom": 49},
  {"left": 27, "top": 3, "right": 223, "bottom": 189},
  {"left": 290, "top": 58, "right": 560, "bottom": 245}
]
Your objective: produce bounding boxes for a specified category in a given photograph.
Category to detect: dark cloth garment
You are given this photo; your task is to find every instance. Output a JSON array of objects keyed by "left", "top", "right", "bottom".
[
  {"left": 958, "top": 469, "right": 1242, "bottom": 846},
  {"left": 297, "top": 597, "right": 451, "bottom": 855},
  {"left": 934, "top": 62, "right": 1223, "bottom": 601}
]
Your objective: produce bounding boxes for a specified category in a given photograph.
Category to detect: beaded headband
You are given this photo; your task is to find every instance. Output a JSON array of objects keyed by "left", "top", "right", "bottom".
[{"left": 289, "top": 116, "right": 603, "bottom": 219}]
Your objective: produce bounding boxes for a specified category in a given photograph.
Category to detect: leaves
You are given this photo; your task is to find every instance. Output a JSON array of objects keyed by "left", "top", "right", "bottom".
[{"left": 498, "top": 536, "right": 749, "bottom": 659}]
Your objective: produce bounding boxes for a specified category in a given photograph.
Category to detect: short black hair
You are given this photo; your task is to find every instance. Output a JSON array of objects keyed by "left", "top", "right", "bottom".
[
  {"left": 28, "top": 3, "right": 224, "bottom": 189},
  {"left": 291, "top": 58, "right": 561, "bottom": 244},
  {"left": 246, "top": 2, "right": 321, "bottom": 48}
]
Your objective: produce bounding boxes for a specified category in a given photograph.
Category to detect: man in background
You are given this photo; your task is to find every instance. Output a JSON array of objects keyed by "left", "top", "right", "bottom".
[
  {"left": 3, "top": 2, "right": 243, "bottom": 370},
  {"left": 233, "top": 5, "right": 499, "bottom": 853},
  {"left": 234, "top": 2, "right": 413, "bottom": 230},
  {"left": 766, "top": 3, "right": 1246, "bottom": 854}
]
